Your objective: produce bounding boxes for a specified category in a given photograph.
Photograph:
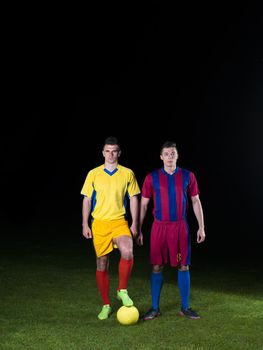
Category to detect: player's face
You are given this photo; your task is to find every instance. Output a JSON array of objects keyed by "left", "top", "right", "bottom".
[
  {"left": 160, "top": 147, "right": 178, "bottom": 167},
  {"left": 103, "top": 144, "right": 121, "bottom": 164}
]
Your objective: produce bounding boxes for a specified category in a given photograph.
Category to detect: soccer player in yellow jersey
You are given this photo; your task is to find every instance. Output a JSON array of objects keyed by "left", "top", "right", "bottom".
[{"left": 81, "top": 136, "right": 141, "bottom": 320}]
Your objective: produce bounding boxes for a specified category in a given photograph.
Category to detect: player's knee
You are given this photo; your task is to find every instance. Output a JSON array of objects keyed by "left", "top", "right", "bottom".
[
  {"left": 178, "top": 265, "right": 189, "bottom": 271},
  {"left": 153, "top": 265, "right": 164, "bottom": 273},
  {"left": 120, "top": 247, "right": 133, "bottom": 260},
  {"left": 96, "top": 257, "right": 108, "bottom": 271}
]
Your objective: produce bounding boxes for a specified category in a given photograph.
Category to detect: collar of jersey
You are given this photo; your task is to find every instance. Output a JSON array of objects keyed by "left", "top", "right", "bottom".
[
  {"left": 161, "top": 167, "right": 179, "bottom": 176},
  {"left": 104, "top": 167, "right": 119, "bottom": 176}
]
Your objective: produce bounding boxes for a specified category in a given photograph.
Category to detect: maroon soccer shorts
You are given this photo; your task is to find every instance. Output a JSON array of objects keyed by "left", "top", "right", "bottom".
[{"left": 150, "top": 220, "right": 191, "bottom": 267}]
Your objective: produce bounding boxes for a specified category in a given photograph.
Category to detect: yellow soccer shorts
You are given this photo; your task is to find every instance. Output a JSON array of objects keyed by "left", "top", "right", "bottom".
[{"left": 91, "top": 219, "right": 132, "bottom": 257}]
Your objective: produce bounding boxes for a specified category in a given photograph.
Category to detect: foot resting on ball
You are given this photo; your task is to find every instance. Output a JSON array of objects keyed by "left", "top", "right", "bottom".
[{"left": 117, "top": 289, "right": 134, "bottom": 307}]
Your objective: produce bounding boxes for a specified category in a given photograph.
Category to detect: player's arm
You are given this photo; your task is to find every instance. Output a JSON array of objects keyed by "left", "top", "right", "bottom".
[
  {"left": 82, "top": 196, "right": 92, "bottom": 239},
  {"left": 129, "top": 195, "right": 139, "bottom": 238},
  {"left": 137, "top": 196, "right": 150, "bottom": 246},
  {"left": 191, "top": 194, "right": 205, "bottom": 243}
]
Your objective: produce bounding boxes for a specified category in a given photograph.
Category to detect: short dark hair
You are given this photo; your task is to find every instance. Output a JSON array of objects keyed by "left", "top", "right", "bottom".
[
  {"left": 103, "top": 136, "right": 120, "bottom": 149},
  {"left": 160, "top": 141, "right": 177, "bottom": 154}
]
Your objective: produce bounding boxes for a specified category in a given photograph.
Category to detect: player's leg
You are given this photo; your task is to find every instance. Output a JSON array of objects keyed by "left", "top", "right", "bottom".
[
  {"left": 178, "top": 264, "right": 200, "bottom": 319},
  {"left": 151, "top": 264, "right": 164, "bottom": 311},
  {"left": 178, "top": 264, "right": 191, "bottom": 312},
  {"left": 91, "top": 219, "right": 113, "bottom": 319},
  {"left": 177, "top": 221, "right": 200, "bottom": 319},
  {"left": 113, "top": 235, "right": 134, "bottom": 306},
  {"left": 143, "top": 264, "right": 163, "bottom": 321},
  {"left": 96, "top": 255, "right": 112, "bottom": 320},
  {"left": 144, "top": 222, "right": 167, "bottom": 321}
]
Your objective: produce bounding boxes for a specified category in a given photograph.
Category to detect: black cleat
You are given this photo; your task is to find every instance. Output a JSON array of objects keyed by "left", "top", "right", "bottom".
[
  {"left": 179, "top": 308, "right": 200, "bottom": 319},
  {"left": 143, "top": 308, "right": 161, "bottom": 321}
]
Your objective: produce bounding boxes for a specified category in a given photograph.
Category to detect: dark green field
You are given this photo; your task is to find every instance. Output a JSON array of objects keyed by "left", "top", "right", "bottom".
[{"left": 1, "top": 221, "right": 263, "bottom": 350}]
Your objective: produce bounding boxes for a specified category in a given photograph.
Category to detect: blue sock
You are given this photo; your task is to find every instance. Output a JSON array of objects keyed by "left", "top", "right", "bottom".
[
  {"left": 151, "top": 272, "right": 163, "bottom": 310},
  {"left": 178, "top": 270, "right": 190, "bottom": 310}
]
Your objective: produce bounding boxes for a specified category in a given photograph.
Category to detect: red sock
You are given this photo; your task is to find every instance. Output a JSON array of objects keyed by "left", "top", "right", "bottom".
[
  {"left": 96, "top": 270, "right": 110, "bottom": 305},
  {"left": 118, "top": 258, "right": 134, "bottom": 290}
]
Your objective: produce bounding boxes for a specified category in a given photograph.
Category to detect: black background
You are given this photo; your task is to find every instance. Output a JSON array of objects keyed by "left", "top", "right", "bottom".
[{"left": 2, "top": 4, "right": 263, "bottom": 259}]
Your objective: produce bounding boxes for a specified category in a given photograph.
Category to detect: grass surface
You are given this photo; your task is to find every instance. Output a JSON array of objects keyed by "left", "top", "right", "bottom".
[{"left": 1, "top": 221, "right": 263, "bottom": 350}]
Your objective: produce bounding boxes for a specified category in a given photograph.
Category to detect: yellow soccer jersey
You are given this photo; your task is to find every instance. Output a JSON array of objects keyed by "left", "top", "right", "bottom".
[{"left": 81, "top": 164, "right": 140, "bottom": 221}]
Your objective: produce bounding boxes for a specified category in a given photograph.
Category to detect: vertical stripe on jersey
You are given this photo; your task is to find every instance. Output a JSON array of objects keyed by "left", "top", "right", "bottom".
[
  {"left": 152, "top": 171, "right": 162, "bottom": 220},
  {"left": 175, "top": 169, "right": 183, "bottom": 220},
  {"left": 159, "top": 170, "right": 170, "bottom": 221},
  {"left": 168, "top": 174, "right": 177, "bottom": 221},
  {"left": 182, "top": 169, "right": 190, "bottom": 219},
  {"left": 124, "top": 191, "right": 129, "bottom": 220},
  {"left": 91, "top": 190, "right": 97, "bottom": 217}
]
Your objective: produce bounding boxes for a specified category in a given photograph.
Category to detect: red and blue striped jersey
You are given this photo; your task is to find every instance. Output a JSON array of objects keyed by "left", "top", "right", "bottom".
[{"left": 142, "top": 167, "right": 199, "bottom": 222}]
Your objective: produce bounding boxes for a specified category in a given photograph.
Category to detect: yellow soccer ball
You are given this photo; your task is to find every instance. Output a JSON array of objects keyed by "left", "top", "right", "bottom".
[{"left": 117, "top": 306, "right": 139, "bottom": 325}]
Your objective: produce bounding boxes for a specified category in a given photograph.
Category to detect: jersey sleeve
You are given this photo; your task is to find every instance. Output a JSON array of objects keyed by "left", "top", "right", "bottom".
[
  {"left": 127, "top": 170, "right": 141, "bottom": 197},
  {"left": 80, "top": 170, "right": 95, "bottom": 198},
  {"left": 141, "top": 173, "right": 153, "bottom": 199},
  {"left": 188, "top": 172, "right": 200, "bottom": 197}
]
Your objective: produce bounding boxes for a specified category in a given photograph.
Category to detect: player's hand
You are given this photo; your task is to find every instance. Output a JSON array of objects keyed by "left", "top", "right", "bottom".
[
  {"left": 197, "top": 227, "right": 205, "bottom": 243},
  {"left": 136, "top": 232, "right": 143, "bottom": 246},
  {"left": 82, "top": 224, "right": 92, "bottom": 239},
  {"left": 130, "top": 223, "right": 139, "bottom": 239}
]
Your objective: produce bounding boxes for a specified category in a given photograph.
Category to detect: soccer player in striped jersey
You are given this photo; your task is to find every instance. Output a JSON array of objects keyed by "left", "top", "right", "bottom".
[
  {"left": 81, "top": 137, "right": 140, "bottom": 320},
  {"left": 137, "top": 141, "right": 205, "bottom": 320}
]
